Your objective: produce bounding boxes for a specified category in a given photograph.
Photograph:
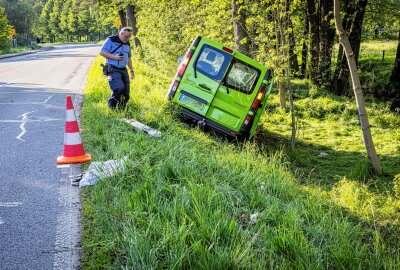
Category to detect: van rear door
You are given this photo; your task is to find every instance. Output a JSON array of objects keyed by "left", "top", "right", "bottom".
[
  {"left": 206, "top": 58, "right": 262, "bottom": 133},
  {"left": 174, "top": 44, "right": 233, "bottom": 116}
]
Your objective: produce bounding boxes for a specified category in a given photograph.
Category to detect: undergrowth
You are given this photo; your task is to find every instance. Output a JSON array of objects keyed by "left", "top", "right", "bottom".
[{"left": 80, "top": 56, "right": 400, "bottom": 269}]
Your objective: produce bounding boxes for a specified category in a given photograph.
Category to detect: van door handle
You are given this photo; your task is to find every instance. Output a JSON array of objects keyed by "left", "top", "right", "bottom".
[{"left": 198, "top": 83, "right": 211, "bottom": 91}]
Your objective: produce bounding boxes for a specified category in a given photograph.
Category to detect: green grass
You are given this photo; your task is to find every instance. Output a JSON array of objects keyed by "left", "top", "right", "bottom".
[
  {"left": 0, "top": 45, "right": 38, "bottom": 55},
  {"left": 80, "top": 56, "right": 400, "bottom": 269},
  {"left": 329, "top": 40, "right": 398, "bottom": 96}
]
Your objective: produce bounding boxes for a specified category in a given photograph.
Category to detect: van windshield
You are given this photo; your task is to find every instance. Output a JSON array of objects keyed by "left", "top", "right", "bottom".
[
  {"left": 195, "top": 45, "right": 232, "bottom": 82},
  {"left": 226, "top": 60, "right": 260, "bottom": 94}
]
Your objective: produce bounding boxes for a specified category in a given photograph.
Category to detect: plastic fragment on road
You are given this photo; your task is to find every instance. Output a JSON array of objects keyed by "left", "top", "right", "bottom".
[
  {"left": 124, "top": 118, "right": 161, "bottom": 137},
  {"left": 79, "top": 157, "right": 128, "bottom": 188}
]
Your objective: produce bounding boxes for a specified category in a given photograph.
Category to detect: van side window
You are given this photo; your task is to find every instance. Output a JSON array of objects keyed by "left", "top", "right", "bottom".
[
  {"left": 196, "top": 46, "right": 232, "bottom": 82},
  {"left": 226, "top": 60, "right": 260, "bottom": 94}
]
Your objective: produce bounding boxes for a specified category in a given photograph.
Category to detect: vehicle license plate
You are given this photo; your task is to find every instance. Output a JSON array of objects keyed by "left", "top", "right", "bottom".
[{"left": 179, "top": 93, "right": 204, "bottom": 110}]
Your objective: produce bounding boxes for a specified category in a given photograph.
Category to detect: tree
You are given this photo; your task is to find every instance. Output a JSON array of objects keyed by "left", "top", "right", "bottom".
[
  {"left": 300, "top": 11, "right": 309, "bottom": 78},
  {"left": 331, "top": 0, "right": 368, "bottom": 96},
  {"left": 232, "top": 0, "right": 250, "bottom": 55},
  {"left": 67, "top": 0, "right": 79, "bottom": 41},
  {"left": 390, "top": 29, "right": 400, "bottom": 112},
  {"left": 38, "top": 0, "right": 53, "bottom": 41},
  {"left": 0, "top": 6, "right": 11, "bottom": 49},
  {"left": 277, "top": 0, "right": 296, "bottom": 149},
  {"left": 306, "top": 0, "right": 320, "bottom": 85},
  {"left": 126, "top": 4, "right": 141, "bottom": 47},
  {"left": 333, "top": 0, "right": 382, "bottom": 175},
  {"left": 59, "top": 0, "right": 71, "bottom": 40},
  {"left": 318, "top": 0, "right": 335, "bottom": 89},
  {"left": 0, "top": 0, "right": 37, "bottom": 39},
  {"left": 48, "top": 0, "right": 61, "bottom": 42},
  {"left": 391, "top": 29, "right": 400, "bottom": 91},
  {"left": 77, "top": 1, "right": 92, "bottom": 42}
]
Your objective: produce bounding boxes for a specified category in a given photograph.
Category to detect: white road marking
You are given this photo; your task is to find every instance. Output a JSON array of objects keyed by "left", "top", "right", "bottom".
[
  {"left": 0, "top": 202, "right": 23, "bottom": 207},
  {"left": 16, "top": 110, "right": 37, "bottom": 141},
  {"left": 53, "top": 164, "right": 82, "bottom": 269},
  {"left": 57, "top": 164, "right": 71, "bottom": 169},
  {"left": 43, "top": 95, "right": 55, "bottom": 104},
  {"left": 0, "top": 83, "right": 10, "bottom": 88},
  {"left": 0, "top": 102, "right": 47, "bottom": 105},
  {"left": 0, "top": 79, "right": 18, "bottom": 87},
  {"left": 0, "top": 118, "right": 62, "bottom": 123},
  {"left": 0, "top": 90, "right": 70, "bottom": 94},
  {"left": 0, "top": 94, "right": 56, "bottom": 105},
  {"left": 0, "top": 94, "right": 62, "bottom": 141},
  {"left": 0, "top": 202, "right": 23, "bottom": 226}
]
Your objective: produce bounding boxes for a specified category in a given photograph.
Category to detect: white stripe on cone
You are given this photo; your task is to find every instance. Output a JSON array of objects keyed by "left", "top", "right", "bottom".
[
  {"left": 66, "top": 110, "right": 77, "bottom": 122},
  {"left": 64, "top": 132, "right": 82, "bottom": 145}
]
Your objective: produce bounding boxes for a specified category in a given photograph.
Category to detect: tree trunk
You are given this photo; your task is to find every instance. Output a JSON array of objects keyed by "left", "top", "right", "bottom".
[
  {"left": 273, "top": 8, "right": 286, "bottom": 109},
  {"left": 126, "top": 4, "right": 141, "bottom": 48},
  {"left": 333, "top": 0, "right": 382, "bottom": 175},
  {"left": 318, "top": 0, "right": 335, "bottom": 89},
  {"left": 232, "top": 0, "right": 250, "bottom": 55},
  {"left": 300, "top": 15, "right": 309, "bottom": 78},
  {"left": 288, "top": 12, "right": 299, "bottom": 76},
  {"left": 331, "top": 0, "right": 368, "bottom": 96},
  {"left": 118, "top": 9, "right": 127, "bottom": 28},
  {"left": 390, "top": 29, "right": 400, "bottom": 112},
  {"left": 390, "top": 29, "right": 400, "bottom": 90},
  {"left": 306, "top": 0, "right": 320, "bottom": 85},
  {"left": 279, "top": 2, "right": 296, "bottom": 149}
]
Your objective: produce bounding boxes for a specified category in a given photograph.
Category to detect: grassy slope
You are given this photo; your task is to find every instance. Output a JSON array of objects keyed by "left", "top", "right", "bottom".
[{"left": 81, "top": 46, "right": 400, "bottom": 268}]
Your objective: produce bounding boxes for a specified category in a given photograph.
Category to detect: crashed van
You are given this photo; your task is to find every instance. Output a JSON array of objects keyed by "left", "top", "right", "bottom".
[{"left": 167, "top": 36, "right": 273, "bottom": 140}]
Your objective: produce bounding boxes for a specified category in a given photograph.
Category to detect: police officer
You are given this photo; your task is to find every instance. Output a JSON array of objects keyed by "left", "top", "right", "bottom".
[{"left": 100, "top": 27, "right": 135, "bottom": 110}]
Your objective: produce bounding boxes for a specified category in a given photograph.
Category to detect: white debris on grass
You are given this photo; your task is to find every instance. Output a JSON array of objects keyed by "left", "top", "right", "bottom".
[
  {"left": 124, "top": 118, "right": 161, "bottom": 137},
  {"left": 318, "top": 152, "right": 329, "bottom": 157},
  {"left": 79, "top": 157, "right": 129, "bottom": 188},
  {"left": 249, "top": 213, "right": 259, "bottom": 224}
]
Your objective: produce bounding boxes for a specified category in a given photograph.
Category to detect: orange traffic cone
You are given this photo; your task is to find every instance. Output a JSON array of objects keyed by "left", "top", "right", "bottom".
[{"left": 57, "top": 96, "right": 91, "bottom": 164}]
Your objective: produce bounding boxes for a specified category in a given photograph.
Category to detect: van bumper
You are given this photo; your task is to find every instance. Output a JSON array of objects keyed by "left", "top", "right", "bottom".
[{"left": 179, "top": 107, "right": 247, "bottom": 138}]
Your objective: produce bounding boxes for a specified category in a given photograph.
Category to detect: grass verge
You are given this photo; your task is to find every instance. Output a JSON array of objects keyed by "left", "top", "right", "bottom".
[{"left": 81, "top": 56, "right": 400, "bottom": 269}]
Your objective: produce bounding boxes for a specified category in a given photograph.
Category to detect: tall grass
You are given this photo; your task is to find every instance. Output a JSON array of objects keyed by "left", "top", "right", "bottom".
[{"left": 81, "top": 57, "right": 400, "bottom": 269}]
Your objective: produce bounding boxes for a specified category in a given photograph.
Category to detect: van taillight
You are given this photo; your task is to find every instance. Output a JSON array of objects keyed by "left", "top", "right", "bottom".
[
  {"left": 167, "top": 36, "right": 202, "bottom": 100},
  {"left": 171, "top": 81, "right": 179, "bottom": 92},
  {"left": 251, "top": 84, "right": 266, "bottom": 110},
  {"left": 177, "top": 51, "right": 193, "bottom": 77},
  {"left": 244, "top": 115, "right": 252, "bottom": 125}
]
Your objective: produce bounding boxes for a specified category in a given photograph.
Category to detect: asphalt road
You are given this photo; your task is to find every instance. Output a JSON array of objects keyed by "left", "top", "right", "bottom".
[{"left": 0, "top": 44, "right": 100, "bottom": 270}]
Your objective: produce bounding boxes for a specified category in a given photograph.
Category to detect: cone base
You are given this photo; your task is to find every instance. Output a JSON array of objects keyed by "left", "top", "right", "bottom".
[{"left": 57, "top": 154, "right": 92, "bottom": 164}]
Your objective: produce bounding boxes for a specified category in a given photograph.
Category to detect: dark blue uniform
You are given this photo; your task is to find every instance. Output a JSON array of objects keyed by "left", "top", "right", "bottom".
[{"left": 101, "top": 35, "right": 132, "bottom": 109}]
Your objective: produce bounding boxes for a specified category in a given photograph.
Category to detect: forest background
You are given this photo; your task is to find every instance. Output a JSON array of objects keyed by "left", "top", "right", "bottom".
[{"left": 0, "top": 0, "right": 399, "bottom": 105}]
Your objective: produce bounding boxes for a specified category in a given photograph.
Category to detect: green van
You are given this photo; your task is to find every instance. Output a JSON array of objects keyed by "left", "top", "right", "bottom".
[{"left": 167, "top": 36, "right": 273, "bottom": 139}]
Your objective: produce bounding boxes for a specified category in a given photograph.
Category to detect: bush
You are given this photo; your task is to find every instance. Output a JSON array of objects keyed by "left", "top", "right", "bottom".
[{"left": 0, "top": 7, "right": 11, "bottom": 50}]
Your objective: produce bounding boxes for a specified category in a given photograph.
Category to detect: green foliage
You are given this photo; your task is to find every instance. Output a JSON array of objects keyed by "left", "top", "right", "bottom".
[
  {"left": 0, "top": 6, "right": 11, "bottom": 49},
  {"left": 38, "top": 0, "right": 52, "bottom": 39},
  {"left": 363, "top": 0, "right": 400, "bottom": 40},
  {"left": 393, "top": 174, "right": 400, "bottom": 198},
  {"left": 0, "top": 0, "right": 37, "bottom": 35},
  {"left": 135, "top": 0, "right": 233, "bottom": 74},
  {"left": 37, "top": 0, "right": 113, "bottom": 42},
  {"left": 358, "top": 40, "right": 398, "bottom": 97}
]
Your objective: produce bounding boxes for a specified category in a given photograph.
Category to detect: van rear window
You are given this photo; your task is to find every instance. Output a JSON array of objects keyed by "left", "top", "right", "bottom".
[
  {"left": 195, "top": 45, "right": 232, "bottom": 82},
  {"left": 226, "top": 60, "right": 260, "bottom": 94}
]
